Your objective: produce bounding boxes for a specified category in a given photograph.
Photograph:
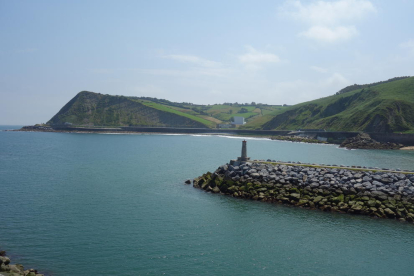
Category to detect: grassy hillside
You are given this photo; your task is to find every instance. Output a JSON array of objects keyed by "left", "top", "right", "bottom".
[
  {"left": 243, "top": 77, "right": 414, "bottom": 133},
  {"left": 48, "top": 76, "right": 412, "bottom": 132},
  {"left": 47, "top": 91, "right": 212, "bottom": 128},
  {"left": 47, "top": 91, "right": 286, "bottom": 128},
  {"left": 134, "top": 100, "right": 215, "bottom": 127},
  {"left": 156, "top": 102, "right": 287, "bottom": 125}
]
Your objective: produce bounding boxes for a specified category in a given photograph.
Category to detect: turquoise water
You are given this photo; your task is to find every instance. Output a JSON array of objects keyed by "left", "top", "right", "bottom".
[{"left": 1, "top": 126, "right": 414, "bottom": 275}]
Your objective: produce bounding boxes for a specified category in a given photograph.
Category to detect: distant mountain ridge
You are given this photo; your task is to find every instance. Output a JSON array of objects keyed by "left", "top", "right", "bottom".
[{"left": 243, "top": 76, "right": 414, "bottom": 133}]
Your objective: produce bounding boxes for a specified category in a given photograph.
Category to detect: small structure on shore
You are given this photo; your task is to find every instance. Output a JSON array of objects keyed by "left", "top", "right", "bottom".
[
  {"left": 230, "top": 140, "right": 250, "bottom": 165},
  {"left": 232, "top": 116, "right": 246, "bottom": 125}
]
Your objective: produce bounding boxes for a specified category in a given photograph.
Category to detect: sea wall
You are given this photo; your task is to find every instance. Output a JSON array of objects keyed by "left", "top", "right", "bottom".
[
  {"left": 193, "top": 162, "right": 414, "bottom": 222},
  {"left": 369, "top": 133, "right": 414, "bottom": 146}
]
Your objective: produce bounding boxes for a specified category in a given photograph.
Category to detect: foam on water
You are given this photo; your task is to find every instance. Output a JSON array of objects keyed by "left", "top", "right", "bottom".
[{"left": 216, "top": 135, "right": 271, "bottom": 141}]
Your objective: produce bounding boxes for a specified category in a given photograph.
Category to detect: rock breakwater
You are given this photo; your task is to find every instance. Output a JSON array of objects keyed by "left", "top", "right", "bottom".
[{"left": 193, "top": 161, "right": 414, "bottom": 222}]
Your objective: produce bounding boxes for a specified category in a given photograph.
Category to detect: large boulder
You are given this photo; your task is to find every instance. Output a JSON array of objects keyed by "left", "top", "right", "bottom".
[
  {"left": 9, "top": 263, "right": 24, "bottom": 274},
  {"left": 289, "top": 193, "right": 301, "bottom": 200},
  {"left": 0, "top": 256, "right": 10, "bottom": 265}
]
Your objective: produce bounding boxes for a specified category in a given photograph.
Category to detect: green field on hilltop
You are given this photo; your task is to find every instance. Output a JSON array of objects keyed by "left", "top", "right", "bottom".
[
  {"left": 138, "top": 100, "right": 215, "bottom": 127},
  {"left": 134, "top": 100, "right": 286, "bottom": 126}
]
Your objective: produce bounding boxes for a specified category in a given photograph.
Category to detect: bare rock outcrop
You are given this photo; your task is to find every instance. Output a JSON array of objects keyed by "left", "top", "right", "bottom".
[{"left": 340, "top": 133, "right": 403, "bottom": 150}]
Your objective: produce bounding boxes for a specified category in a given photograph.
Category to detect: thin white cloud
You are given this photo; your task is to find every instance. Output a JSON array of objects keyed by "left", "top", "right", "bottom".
[
  {"left": 142, "top": 54, "right": 229, "bottom": 79},
  {"left": 139, "top": 67, "right": 232, "bottom": 78},
  {"left": 300, "top": 25, "right": 358, "bottom": 43},
  {"left": 400, "top": 39, "right": 414, "bottom": 56},
  {"left": 280, "top": 0, "right": 376, "bottom": 43},
  {"left": 239, "top": 47, "right": 280, "bottom": 64},
  {"left": 272, "top": 73, "right": 350, "bottom": 103},
  {"left": 323, "top": 72, "right": 349, "bottom": 88},
  {"left": 163, "top": 54, "right": 221, "bottom": 67},
  {"left": 238, "top": 46, "right": 280, "bottom": 70},
  {"left": 282, "top": 0, "right": 376, "bottom": 25},
  {"left": 160, "top": 48, "right": 280, "bottom": 76},
  {"left": 310, "top": 65, "right": 328, "bottom": 73}
]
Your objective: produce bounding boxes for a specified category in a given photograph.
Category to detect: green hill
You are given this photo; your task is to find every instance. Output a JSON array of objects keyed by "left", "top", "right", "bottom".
[
  {"left": 47, "top": 91, "right": 285, "bottom": 128},
  {"left": 47, "top": 91, "right": 214, "bottom": 128},
  {"left": 243, "top": 77, "right": 414, "bottom": 133},
  {"left": 48, "top": 76, "right": 413, "bottom": 132}
]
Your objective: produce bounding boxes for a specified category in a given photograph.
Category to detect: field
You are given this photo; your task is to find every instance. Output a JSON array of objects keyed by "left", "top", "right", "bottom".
[
  {"left": 137, "top": 100, "right": 216, "bottom": 127},
  {"left": 134, "top": 99, "right": 288, "bottom": 127}
]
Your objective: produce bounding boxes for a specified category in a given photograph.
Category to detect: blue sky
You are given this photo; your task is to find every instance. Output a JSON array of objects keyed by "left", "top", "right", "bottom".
[{"left": 1, "top": 0, "right": 413, "bottom": 125}]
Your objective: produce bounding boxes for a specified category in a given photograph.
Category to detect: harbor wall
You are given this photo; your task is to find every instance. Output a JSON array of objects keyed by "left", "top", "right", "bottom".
[{"left": 193, "top": 161, "right": 414, "bottom": 223}]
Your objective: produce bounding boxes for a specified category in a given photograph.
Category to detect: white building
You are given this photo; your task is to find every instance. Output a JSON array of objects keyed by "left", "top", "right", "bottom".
[{"left": 232, "top": 116, "right": 246, "bottom": 125}]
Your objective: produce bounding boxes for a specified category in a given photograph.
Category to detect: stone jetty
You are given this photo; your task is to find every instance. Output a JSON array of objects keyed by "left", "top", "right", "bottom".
[{"left": 193, "top": 141, "right": 414, "bottom": 223}]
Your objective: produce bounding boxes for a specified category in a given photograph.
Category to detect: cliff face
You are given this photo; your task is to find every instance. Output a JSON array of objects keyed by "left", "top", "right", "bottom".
[
  {"left": 47, "top": 91, "right": 209, "bottom": 128},
  {"left": 257, "top": 77, "right": 414, "bottom": 133}
]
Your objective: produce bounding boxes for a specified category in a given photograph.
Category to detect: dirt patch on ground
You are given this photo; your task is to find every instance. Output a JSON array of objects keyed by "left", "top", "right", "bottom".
[{"left": 200, "top": 115, "right": 222, "bottom": 124}]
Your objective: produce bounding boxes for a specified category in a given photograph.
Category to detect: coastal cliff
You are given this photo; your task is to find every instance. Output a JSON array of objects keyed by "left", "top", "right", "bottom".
[{"left": 193, "top": 161, "right": 414, "bottom": 222}]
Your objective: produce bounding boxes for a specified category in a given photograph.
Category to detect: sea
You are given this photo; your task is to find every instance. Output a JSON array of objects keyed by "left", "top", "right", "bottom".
[{"left": 1, "top": 125, "right": 414, "bottom": 276}]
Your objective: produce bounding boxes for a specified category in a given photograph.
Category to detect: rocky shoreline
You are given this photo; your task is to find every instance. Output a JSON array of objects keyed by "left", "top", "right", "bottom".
[
  {"left": 270, "top": 135, "right": 328, "bottom": 144},
  {"left": 192, "top": 161, "right": 414, "bottom": 223},
  {"left": 340, "top": 133, "right": 403, "bottom": 150},
  {"left": 0, "top": 250, "right": 43, "bottom": 276}
]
